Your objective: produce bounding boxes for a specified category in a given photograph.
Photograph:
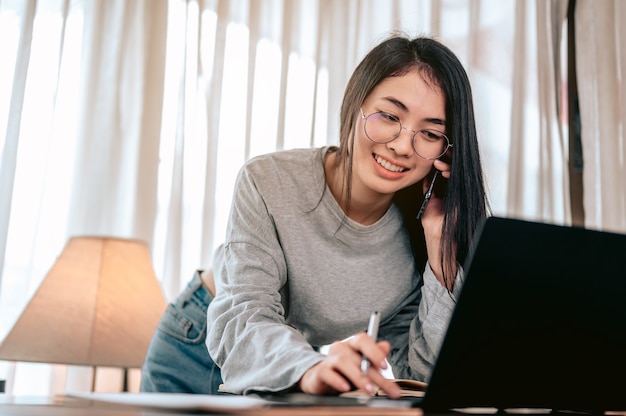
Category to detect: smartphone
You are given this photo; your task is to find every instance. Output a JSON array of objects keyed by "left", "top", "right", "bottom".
[{"left": 416, "top": 170, "right": 438, "bottom": 220}]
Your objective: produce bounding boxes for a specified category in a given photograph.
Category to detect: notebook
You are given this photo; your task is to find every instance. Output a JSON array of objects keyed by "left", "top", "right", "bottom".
[{"left": 420, "top": 216, "right": 626, "bottom": 413}]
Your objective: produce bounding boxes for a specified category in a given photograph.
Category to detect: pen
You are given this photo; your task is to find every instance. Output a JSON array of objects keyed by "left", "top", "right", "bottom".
[
  {"left": 361, "top": 310, "right": 380, "bottom": 375},
  {"left": 416, "top": 170, "right": 439, "bottom": 220}
]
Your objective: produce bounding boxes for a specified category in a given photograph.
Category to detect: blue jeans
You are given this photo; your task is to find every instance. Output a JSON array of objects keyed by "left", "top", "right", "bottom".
[{"left": 140, "top": 271, "right": 223, "bottom": 394}]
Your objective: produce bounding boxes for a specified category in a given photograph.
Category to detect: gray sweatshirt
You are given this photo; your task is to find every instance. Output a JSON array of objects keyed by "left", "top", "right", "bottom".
[{"left": 206, "top": 146, "right": 462, "bottom": 394}]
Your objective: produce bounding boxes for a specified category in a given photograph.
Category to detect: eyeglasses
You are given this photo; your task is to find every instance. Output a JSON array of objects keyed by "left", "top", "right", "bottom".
[{"left": 360, "top": 109, "right": 452, "bottom": 160}]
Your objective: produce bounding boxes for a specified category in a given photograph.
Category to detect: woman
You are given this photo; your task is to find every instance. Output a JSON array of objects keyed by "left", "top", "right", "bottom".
[{"left": 141, "top": 33, "right": 489, "bottom": 397}]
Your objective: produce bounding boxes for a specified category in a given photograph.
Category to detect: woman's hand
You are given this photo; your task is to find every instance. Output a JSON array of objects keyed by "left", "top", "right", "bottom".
[
  {"left": 298, "top": 333, "right": 402, "bottom": 398},
  {"left": 421, "top": 157, "right": 452, "bottom": 288},
  {"left": 433, "top": 158, "right": 451, "bottom": 179},
  {"left": 420, "top": 158, "right": 450, "bottom": 230}
]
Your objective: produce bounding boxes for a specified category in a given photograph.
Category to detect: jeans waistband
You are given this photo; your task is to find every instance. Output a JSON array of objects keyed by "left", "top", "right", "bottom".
[{"left": 182, "top": 270, "right": 214, "bottom": 305}]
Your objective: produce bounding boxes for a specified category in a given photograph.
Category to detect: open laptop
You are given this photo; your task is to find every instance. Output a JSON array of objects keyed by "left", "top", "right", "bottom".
[{"left": 420, "top": 216, "right": 626, "bottom": 413}]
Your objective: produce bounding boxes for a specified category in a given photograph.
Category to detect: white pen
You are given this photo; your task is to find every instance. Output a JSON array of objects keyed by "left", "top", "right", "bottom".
[{"left": 361, "top": 310, "right": 380, "bottom": 375}]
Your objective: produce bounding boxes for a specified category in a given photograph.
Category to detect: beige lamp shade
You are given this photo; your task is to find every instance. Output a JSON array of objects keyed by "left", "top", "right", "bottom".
[{"left": 0, "top": 237, "right": 166, "bottom": 368}]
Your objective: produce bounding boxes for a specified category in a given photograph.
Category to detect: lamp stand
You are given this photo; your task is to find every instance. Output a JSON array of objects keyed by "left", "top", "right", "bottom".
[
  {"left": 91, "top": 366, "right": 97, "bottom": 392},
  {"left": 122, "top": 368, "right": 129, "bottom": 392}
]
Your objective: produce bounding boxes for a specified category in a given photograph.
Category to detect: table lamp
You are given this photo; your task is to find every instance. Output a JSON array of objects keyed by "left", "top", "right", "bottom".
[{"left": 0, "top": 237, "right": 167, "bottom": 391}]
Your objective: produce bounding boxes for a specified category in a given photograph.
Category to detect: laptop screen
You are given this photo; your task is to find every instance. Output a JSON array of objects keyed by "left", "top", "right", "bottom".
[{"left": 422, "top": 217, "right": 626, "bottom": 413}]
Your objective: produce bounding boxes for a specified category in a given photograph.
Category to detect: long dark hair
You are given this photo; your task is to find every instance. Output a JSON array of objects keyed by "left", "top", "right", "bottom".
[{"left": 335, "top": 33, "right": 489, "bottom": 288}]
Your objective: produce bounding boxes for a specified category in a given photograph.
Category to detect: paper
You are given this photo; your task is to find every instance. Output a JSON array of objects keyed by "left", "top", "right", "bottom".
[{"left": 67, "top": 392, "right": 268, "bottom": 412}]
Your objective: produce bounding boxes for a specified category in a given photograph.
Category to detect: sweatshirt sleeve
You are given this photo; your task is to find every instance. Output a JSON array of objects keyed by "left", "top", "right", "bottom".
[
  {"left": 403, "top": 263, "right": 464, "bottom": 381},
  {"left": 205, "top": 162, "right": 323, "bottom": 394}
]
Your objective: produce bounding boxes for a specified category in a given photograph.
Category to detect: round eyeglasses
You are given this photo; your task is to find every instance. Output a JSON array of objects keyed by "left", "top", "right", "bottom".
[{"left": 360, "top": 109, "right": 452, "bottom": 160}]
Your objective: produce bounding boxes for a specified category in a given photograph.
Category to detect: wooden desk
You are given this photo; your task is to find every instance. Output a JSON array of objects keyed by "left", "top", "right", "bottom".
[
  {"left": 11, "top": 395, "right": 618, "bottom": 416},
  {"left": 0, "top": 395, "right": 425, "bottom": 416}
]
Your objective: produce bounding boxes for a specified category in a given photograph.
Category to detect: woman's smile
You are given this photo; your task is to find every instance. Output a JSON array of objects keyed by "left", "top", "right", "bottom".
[{"left": 373, "top": 153, "right": 408, "bottom": 173}]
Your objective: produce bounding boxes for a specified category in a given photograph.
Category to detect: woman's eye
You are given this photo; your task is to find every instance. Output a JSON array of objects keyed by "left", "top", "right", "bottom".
[
  {"left": 379, "top": 112, "right": 400, "bottom": 122},
  {"left": 422, "top": 130, "right": 444, "bottom": 141}
]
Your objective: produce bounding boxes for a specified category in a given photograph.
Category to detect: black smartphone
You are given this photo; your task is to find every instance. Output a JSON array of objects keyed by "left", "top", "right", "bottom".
[
  {"left": 416, "top": 170, "right": 438, "bottom": 220},
  {"left": 416, "top": 165, "right": 449, "bottom": 220}
]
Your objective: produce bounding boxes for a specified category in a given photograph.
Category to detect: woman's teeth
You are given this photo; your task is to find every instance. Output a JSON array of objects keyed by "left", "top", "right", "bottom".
[{"left": 374, "top": 154, "right": 406, "bottom": 172}]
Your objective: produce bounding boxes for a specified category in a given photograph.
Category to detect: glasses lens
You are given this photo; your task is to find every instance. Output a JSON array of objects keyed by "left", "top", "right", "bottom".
[
  {"left": 364, "top": 113, "right": 401, "bottom": 143},
  {"left": 363, "top": 111, "right": 450, "bottom": 160},
  {"left": 413, "top": 130, "right": 449, "bottom": 160}
]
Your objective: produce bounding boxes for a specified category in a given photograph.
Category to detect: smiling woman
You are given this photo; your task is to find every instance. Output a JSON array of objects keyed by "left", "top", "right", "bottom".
[
  {"left": 0, "top": 0, "right": 579, "bottom": 397},
  {"left": 140, "top": 34, "right": 490, "bottom": 398},
  {"left": 207, "top": 35, "right": 488, "bottom": 396}
]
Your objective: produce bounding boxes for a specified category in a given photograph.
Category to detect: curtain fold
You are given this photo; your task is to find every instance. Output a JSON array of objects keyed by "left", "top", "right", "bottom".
[
  {"left": 506, "top": 0, "right": 527, "bottom": 216},
  {"left": 575, "top": 0, "right": 626, "bottom": 233},
  {"left": 535, "top": 0, "right": 569, "bottom": 221},
  {"left": 0, "top": 0, "right": 37, "bottom": 295},
  {"left": 506, "top": 0, "right": 569, "bottom": 223},
  {"left": 135, "top": 1, "right": 168, "bottom": 241},
  {"left": 159, "top": 0, "right": 189, "bottom": 298},
  {"left": 198, "top": 0, "right": 222, "bottom": 269},
  {"left": 66, "top": 0, "right": 165, "bottom": 242}
]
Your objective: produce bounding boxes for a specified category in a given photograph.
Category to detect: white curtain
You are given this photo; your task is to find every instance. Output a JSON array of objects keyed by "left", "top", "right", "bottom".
[
  {"left": 0, "top": 0, "right": 167, "bottom": 394},
  {"left": 0, "top": 0, "right": 584, "bottom": 395},
  {"left": 575, "top": 0, "right": 626, "bottom": 233}
]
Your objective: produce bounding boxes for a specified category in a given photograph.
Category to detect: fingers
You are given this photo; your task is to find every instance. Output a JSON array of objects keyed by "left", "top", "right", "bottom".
[
  {"left": 433, "top": 158, "right": 450, "bottom": 178},
  {"left": 299, "top": 360, "right": 352, "bottom": 395},
  {"left": 298, "top": 334, "right": 401, "bottom": 398},
  {"left": 349, "top": 336, "right": 402, "bottom": 398},
  {"left": 350, "top": 332, "right": 388, "bottom": 374},
  {"left": 367, "top": 369, "right": 402, "bottom": 398},
  {"left": 299, "top": 341, "right": 359, "bottom": 395},
  {"left": 420, "top": 171, "right": 445, "bottom": 231}
]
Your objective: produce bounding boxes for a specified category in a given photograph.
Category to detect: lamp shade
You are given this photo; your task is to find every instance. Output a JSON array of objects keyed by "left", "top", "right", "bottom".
[{"left": 0, "top": 237, "right": 166, "bottom": 368}]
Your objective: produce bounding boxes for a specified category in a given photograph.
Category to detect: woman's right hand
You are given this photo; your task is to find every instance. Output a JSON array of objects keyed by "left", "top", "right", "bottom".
[{"left": 297, "top": 333, "right": 402, "bottom": 398}]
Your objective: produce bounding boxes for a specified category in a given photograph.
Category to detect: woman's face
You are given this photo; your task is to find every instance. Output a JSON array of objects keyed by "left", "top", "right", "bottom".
[{"left": 352, "top": 69, "right": 446, "bottom": 200}]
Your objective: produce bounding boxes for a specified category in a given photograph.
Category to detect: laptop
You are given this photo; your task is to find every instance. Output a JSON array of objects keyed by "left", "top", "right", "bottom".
[{"left": 420, "top": 216, "right": 626, "bottom": 413}]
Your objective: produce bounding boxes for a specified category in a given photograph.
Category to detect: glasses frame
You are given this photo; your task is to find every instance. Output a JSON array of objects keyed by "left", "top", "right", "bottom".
[{"left": 360, "top": 108, "right": 452, "bottom": 160}]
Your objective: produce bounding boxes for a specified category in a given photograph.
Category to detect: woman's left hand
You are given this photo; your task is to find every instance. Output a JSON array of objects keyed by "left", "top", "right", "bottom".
[
  {"left": 433, "top": 158, "right": 450, "bottom": 179},
  {"left": 420, "top": 157, "right": 452, "bottom": 288},
  {"left": 420, "top": 158, "right": 450, "bottom": 224}
]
